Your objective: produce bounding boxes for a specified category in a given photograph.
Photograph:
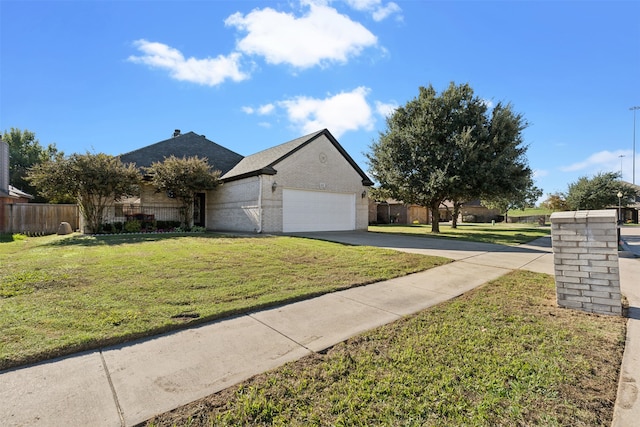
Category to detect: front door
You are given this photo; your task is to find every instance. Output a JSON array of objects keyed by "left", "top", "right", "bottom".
[{"left": 193, "top": 193, "right": 206, "bottom": 227}]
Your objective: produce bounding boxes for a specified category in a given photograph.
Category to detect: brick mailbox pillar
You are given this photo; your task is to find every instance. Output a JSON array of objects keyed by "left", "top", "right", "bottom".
[{"left": 550, "top": 210, "right": 622, "bottom": 316}]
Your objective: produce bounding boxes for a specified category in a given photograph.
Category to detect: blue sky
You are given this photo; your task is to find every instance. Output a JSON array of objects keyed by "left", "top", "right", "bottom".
[{"left": 2, "top": 0, "right": 639, "bottom": 200}]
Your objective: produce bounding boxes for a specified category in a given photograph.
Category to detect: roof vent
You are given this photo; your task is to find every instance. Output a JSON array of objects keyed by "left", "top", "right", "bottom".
[{"left": 173, "top": 129, "right": 181, "bottom": 137}]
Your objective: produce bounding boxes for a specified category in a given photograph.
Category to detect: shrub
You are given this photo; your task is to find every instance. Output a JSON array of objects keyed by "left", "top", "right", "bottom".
[{"left": 124, "top": 220, "right": 141, "bottom": 233}]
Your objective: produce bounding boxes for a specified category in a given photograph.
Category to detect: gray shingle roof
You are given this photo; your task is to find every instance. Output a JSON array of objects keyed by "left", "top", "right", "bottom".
[
  {"left": 222, "top": 129, "right": 373, "bottom": 186},
  {"left": 119, "top": 132, "right": 244, "bottom": 175}
]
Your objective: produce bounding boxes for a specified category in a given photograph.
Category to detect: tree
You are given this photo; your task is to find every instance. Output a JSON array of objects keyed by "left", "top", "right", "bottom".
[
  {"left": 565, "top": 172, "right": 638, "bottom": 211},
  {"left": 144, "top": 156, "right": 221, "bottom": 229},
  {"left": 482, "top": 182, "right": 542, "bottom": 223},
  {"left": 27, "top": 153, "right": 140, "bottom": 233},
  {"left": 2, "top": 128, "right": 63, "bottom": 202},
  {"left": 541, "top": 192, "right": 569, "bottom": 211},
  {"left": 367, "top": 82, "right": 537, "bottom": 232}
]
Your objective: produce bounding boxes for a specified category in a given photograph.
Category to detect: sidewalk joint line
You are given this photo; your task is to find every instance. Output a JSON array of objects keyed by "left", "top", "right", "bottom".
[
  {"left": 99, "top": 351, "right": 125, "bottom": 427},
  {"left": 337, "top": 293, "right": 405, "bottom": 317},
  {"left": 246, "top": 314, "right": 317, "bottom": 354}
]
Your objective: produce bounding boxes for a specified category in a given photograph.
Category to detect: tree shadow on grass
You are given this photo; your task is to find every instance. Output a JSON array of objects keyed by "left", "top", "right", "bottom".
[{"left": 42, "top": 232, "right": 266, "bottom": 247}]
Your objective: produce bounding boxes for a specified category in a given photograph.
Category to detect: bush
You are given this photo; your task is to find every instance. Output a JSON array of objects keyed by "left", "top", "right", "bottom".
[{"left": 124, "top": 220, "right": 141, "bottom": 233}]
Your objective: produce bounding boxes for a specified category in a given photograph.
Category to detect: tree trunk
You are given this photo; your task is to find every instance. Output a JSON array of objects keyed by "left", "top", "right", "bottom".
[
  {"left": 430, "top": 201, "right": 441, "bottom": 233},
  {"left": 451, "top": 202, "right": 461, "bottom": 229}
]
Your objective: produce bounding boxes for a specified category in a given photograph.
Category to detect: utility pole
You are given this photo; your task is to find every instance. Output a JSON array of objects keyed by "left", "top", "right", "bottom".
[{"left": 631, "top": 106, "right": 640, "bottom": 185}]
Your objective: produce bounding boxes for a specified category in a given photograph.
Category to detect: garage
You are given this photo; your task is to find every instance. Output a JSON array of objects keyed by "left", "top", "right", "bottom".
[{"left": 283, "top": 189, "right": 356, "bottom": 232}]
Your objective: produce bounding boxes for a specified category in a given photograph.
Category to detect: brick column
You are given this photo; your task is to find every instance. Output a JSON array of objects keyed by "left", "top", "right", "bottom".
[{"left": 550, "top": 210, "right": 622, "bottom": 316}]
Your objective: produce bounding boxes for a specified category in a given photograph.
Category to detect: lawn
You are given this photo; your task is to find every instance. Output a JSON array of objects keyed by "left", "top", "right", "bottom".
[
  {"left": 509, "top": 207, "right": 554, "bottom": 217},
  {"left": 0, "top": 233, "right": 450, "bottom": 370},
  {"left": 145, "top": 270, "right": 626, "bottom": 427},
  {"left": 369, "top": 222, "right": 551, "bottom": 245}
]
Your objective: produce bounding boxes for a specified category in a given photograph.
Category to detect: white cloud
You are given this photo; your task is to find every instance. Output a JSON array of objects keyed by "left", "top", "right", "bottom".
[
  {"left": 224, "top": 3, "right": 377, "bottom": 69},
  {"left": 278, "top": 87, "right": 374, "bottom": 137},
  {"left": 560, "top": 149, "right": 632, "bottom": 173},
  {"left": 242, "top": 103, "right": 275, "bottom": 116},
  {"left": 533, "top": 169, "right": 549, "bottom": 179},
  {"left": 128, "top": 39, "right": 248, "bottom": 86},
  {"left": 374, "top": 100, "right": 397, "bottom": 118},
  {"left": 257, "top": 103, "right": 275, "bottom": 115},
  {"left": 344, "top": 0, "right": 402, "bottom": 21}
]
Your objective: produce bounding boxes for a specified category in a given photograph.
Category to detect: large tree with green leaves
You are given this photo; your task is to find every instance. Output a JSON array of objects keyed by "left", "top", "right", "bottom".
[
  {"left": 565, "top": 172, "right": 638, "bottom": 212},
  {"left": 144, "top": 156, "right": 221, "bottom": 229},
  {"left": 27, "top": 153, "right": 140, "bottom": 233},
  {"left": 2, "top": 128, "right": 63, "bottom": 202},
  {"left": 367, "top": 82, "right": 538, "bottom": 232}
]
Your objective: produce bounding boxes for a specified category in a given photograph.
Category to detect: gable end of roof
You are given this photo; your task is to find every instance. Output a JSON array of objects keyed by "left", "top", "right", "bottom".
[{"left": 221, "top": 129, "right": 373, "bottom": 186}]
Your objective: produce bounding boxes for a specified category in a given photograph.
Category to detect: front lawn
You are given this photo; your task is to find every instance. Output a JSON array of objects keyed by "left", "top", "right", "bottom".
[
  {"left": 146, "top": 270, "right": 626, "bottom": 426},
  {"left": 369, "top": 223, "right": 550, "bottom": 245},
  {"left": 0, "top": 233, "right": 450, "bottom": 370}
]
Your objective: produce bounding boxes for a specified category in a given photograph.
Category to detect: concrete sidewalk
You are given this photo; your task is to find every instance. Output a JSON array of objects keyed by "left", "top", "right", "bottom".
[
  {"left": 0, "top": 231, "right": 635, "bottom": 426},
  {"left": 612, "top": 226, "right": 640, "bottom": 427}
]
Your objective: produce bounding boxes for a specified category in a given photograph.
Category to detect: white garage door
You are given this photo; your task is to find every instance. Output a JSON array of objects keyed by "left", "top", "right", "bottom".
[{"left": 283, "top": 189, "right": 356, "bottom": 232}]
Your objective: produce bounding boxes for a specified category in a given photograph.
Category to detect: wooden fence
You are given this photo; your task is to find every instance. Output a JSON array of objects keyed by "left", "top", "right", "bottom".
[{"left": 0, "top": 203, "right": 79, "bottom": 234}]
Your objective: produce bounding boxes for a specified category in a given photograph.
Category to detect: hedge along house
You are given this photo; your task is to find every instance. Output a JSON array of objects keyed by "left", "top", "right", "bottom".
[{"left": 119, "top": 129, "right": 373, "bottom": 233}]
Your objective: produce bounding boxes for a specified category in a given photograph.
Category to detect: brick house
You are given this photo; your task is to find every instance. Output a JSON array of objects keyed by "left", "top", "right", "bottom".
[{"left": 119, "top": 129, "right": 373, "bottom": 233}]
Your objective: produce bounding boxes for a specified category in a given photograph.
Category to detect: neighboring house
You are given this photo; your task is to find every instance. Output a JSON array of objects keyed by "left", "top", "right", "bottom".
[
  {"left": 119, "top": 129, "right": 373, "bottom": 233},
  {"left": 0, "top": 139, "right": 34, "bottom": 205},
  {"left": 1, "top": 139, "right": 36, "bottom": 232}
]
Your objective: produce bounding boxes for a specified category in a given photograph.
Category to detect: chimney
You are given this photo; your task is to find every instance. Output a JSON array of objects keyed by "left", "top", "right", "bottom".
[
  {"left": 0, "top": 140, "right": 9, "bottom": 194},
  {"left": 173, "top": 129, "right": 181, "bottom": 138}
]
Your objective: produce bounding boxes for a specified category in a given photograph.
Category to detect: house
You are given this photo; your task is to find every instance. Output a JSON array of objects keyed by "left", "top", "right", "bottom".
[
  {"left": 1, "top": 139, "right": 36, "bottom": 232},
  {"left": 119, "top": 129, "right": 373, "bottom": 233},
  {"left": 1, "top": 139, "right": 34, "bottom": 204}
]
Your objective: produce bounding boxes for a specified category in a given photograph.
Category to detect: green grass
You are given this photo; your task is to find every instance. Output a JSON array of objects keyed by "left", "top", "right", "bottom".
[
  {"left": 508, "top": 207, "right": 553, "bottom": 217},
  {"left": 146, "top": 270, "right": 626, "bottom": 427},
  {"left": 369, "top": 223, "right": 551, "bottom": 245},
  {"left": 0, "top": 233, "right": 450, "bottom": 370}
]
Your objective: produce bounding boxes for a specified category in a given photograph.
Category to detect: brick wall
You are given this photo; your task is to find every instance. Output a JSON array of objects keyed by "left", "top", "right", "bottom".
[
  {"left": 207, "top": 178, "right": 261, "bottom": 232},
  {"left": 273, "top": 134, "right": 369, "bottom": 231},
  {"left": 550, "top": 210, "right": 622, "bottom": 316}
]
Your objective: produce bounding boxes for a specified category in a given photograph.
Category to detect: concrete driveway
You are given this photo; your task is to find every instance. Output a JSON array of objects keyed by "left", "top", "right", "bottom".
[{"left": 291, "top": 230, "right": 555, "bottom": 275}]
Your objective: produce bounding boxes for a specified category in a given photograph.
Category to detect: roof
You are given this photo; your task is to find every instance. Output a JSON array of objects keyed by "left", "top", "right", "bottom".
[
  {"left": 222, "top": 129, "right": 374, "bottom": 186},
  {"left": 0, "top": 185, "right": 34, "bottom": 200},
  {"left": 119, "top": 131, "right": 244, "bottom": 175}
]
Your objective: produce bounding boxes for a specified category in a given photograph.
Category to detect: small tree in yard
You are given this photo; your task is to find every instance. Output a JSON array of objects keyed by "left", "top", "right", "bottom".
[
  {"left": 541, "top": 192, "right": 569, "bottom": 211},
  {"left": 145, "top": 156, "right": 221, "bottom": 229},
  {"left": 27, "top": 153, "right": 140, "bottom": 233}
]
